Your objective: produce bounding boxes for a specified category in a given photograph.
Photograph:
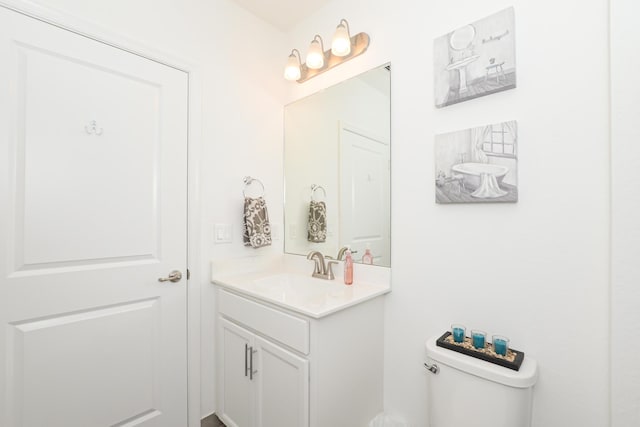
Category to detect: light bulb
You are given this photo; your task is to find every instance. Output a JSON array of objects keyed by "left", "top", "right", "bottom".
[
  {"left": 331, "top": 20, "right": 351, "bottom": 57},
  {"left": 306, "top": 35, "right": 325, "bottom": 69},
  {"left": 284, "top": 51, "right": 301, "bottom": 81}
]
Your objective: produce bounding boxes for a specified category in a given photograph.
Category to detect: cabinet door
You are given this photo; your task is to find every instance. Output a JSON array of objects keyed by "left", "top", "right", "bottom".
[
  {"left": 254, "top": 336, "right": 309, "bottom": 427},
  {"left": 218, "top": 318, "right": 253, "bottom": 427}
]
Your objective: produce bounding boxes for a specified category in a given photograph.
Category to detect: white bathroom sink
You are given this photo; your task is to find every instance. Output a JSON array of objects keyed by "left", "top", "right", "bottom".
[
  {"left": 212, "top": 270, "right": 390, "bottom": 318},
  {"left": 254, "top": 272, "right": 331, "bottom": 287},
  {"left": 252, "top": 273, "right": 351, "bottom": 305},
  {"left": 254, "top": 272, "right": 345, "bottom": 293}
]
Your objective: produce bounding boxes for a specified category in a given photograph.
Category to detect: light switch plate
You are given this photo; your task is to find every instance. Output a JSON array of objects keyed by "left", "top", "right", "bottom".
[{"left": 214, "top": 223, "right": 233, "bottom": 244}]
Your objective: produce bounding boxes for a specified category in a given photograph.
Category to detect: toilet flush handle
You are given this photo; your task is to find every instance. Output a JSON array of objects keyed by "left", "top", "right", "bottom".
[{"left": 424, "top": 362, "right": 439, "bottom": 374}]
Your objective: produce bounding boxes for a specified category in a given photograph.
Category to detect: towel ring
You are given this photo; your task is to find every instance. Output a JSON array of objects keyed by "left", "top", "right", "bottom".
[
  {"left": 243, "top": 176, "right": 265, "bottom": 198},
  {"left": 310, "top": 184, "right": 326, "bottom": 202}
]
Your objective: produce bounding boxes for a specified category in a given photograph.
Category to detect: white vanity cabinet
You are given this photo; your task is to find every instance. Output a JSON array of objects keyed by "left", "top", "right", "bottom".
[
  {"left": 215, "top": 287, "right": 384, "bottom": 427},
  {"left": 219, "top": 317, "right": 309, "bottom": 427}
]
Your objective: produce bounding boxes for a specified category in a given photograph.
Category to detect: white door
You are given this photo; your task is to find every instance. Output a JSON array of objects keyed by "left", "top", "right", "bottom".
[
  {"left": 254, "top": 336, "right": 309, "bottom": 427},
  {"left": 0, "top": 7, "right": 189, "bottom": 427},
  {"left": 339, "top": 124, "right": 391, "bottom": 266},
  {"left": 218, "top": 319, "right": 253, "bottom": 427}
]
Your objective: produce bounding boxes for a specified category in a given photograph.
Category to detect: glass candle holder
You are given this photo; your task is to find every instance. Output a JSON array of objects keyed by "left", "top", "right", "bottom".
[
  {"left": 471, "top": 330, "right": 486, "bottom": 349},
  {"left": 492, "top": 335, "right": 510, "bottom": 356},
  {"left": 451, "top": 324, "right": 466, "bottom": 343}
]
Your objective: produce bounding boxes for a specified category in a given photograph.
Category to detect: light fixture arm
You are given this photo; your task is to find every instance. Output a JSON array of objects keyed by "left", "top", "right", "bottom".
[
  {"left": 312, "top": 34, "right": 325, "bottom": 52},
  {"left": 338, "top": 19, "right": 350, "bottom": 34},
  {"left": 290, "top": 48, "right": 302, "bottom": 62}
]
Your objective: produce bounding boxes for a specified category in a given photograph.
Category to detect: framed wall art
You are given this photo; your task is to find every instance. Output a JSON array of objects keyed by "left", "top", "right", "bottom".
[
  {"left": 434, "top": 7, "right": 516, "bottom": 108},
  {"left": 435, "top": 120, "right": 518, "bottom": 204}
]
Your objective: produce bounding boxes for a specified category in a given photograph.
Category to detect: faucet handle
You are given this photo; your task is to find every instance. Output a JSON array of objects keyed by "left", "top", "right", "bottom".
[{"left": 326, "top": 260, "right": 339, "bottom": 280}]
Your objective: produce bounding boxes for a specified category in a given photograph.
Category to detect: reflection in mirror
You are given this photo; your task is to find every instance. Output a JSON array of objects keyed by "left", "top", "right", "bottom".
[{"left": 284, "top": 63, "right": 391, "bottom": 267}]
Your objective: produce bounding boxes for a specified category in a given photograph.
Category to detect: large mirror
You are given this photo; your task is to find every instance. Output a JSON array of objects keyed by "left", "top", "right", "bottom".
[{"left": 284, "top": 64, "right": 391, "bottom": 267}]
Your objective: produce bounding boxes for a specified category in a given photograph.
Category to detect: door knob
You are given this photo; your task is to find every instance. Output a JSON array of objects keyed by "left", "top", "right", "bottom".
[{"left": 158, "top": 270, "right": 182, "bottom": 283}]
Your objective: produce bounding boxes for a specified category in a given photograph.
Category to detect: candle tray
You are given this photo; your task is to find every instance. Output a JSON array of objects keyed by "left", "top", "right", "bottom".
[{"left": 436, "top": 331, "right": 525, "bottom": 371}]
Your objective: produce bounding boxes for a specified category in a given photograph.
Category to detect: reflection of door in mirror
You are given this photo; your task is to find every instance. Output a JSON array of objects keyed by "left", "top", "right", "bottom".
[{"left": 339, "top": 124, "right": 390, "bottom": 266}]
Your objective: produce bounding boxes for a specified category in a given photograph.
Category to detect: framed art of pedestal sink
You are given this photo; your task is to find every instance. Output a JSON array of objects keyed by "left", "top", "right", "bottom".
[{"left": 434, "top": 7, "right": 516, "bottom": 108}]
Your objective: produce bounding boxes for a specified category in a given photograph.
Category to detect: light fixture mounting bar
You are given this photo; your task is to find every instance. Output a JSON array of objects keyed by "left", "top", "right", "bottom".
[{"left": 297, "top": 32, "right": 370, "bottom": 83}]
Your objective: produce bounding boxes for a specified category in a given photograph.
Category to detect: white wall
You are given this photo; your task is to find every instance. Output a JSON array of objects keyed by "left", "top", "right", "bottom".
[
  {"left": 286, "top": 0, "right": 610, "bottom": 426},
  {"left": 22, "top": 0, "right": 286, "bottom": 418},
  {"left": 611, "top": 0, "right": 640, "bottom": 425}
]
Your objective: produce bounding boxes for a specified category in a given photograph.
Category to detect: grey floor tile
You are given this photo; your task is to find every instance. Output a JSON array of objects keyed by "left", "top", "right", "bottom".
[{"left": 201, "top": 413, "right": 225, "bottom": 427}]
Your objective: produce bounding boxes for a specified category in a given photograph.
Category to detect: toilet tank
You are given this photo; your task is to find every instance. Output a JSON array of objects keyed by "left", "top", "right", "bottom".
[{"left": 425, "top": 335, "right": 538, "bottom": 427}]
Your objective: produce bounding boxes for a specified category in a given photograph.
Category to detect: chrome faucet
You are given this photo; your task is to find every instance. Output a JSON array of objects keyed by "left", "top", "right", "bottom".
[
  {"left": 307, "top": 251, "right": 324, "bottom": 275},
  {"left": 306, "top": 251, "right": 338, "bottom": 280}
]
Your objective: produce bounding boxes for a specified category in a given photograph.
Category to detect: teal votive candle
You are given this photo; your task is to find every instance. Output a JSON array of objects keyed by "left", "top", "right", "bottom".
[
  {"left": 451, "top": 324, "right": 466, "bottom": 343},
  {"left": 492, "top": 335, "right": 509, "bottom": 356},
  {"left": 471, "top": 330, "right": 486, "bottom": 349}
]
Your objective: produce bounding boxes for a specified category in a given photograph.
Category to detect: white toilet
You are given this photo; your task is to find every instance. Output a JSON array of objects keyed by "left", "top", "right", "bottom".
[{"left": 425, "top": 335, "right": 538, "bottom": 427}]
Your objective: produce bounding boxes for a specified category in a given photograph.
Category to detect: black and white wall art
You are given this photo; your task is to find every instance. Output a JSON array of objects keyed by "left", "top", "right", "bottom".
[
  {"left": 435, "top": 120, "right": 518, "bottom": 204},
  {"left": 434, "top": 7, "right": 516, "bottom": 108}
]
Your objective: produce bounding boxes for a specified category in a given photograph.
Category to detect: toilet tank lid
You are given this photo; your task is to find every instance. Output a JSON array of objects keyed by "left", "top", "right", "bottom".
[{"left": 425, "top": 335, "right": 538, "bottom": 388}]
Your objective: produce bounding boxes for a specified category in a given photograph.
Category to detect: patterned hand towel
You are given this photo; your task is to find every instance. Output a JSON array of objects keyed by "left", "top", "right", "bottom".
[
  {"left": 307, "top": 200, "right": 327, "bottom": 243},
  {"left": 243, "top": 197, "right": 272, "bottom": 248}
]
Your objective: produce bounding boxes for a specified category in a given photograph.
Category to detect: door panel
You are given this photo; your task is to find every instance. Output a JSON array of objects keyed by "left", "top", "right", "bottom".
[
  {"left": 9, "top": 300, "right": 160, "bottom": 427},
  {"left": 0, "top": 7, "right": 189, "bottom": 427},
  {"left": 18, "top": 42, "right": 160, "bottom": 268}
]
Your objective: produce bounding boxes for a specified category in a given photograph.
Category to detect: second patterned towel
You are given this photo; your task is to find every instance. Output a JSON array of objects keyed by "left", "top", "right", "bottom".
[{"left": 307, "top": 200, "right": 327, "bottom": 243}]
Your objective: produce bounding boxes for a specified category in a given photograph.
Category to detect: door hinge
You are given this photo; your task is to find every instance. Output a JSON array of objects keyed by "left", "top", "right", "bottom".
[{"left": 186, "top": 269, "right": 190, "bottom": 280}]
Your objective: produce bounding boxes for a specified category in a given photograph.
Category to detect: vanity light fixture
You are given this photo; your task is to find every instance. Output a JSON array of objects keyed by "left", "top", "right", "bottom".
[
  {"left": 284, "top": 18, "right": 370, "bottom": 83},
  {"left": 284, "top": 49, "right": 302, "bottom": 81},
  {"left": 305, "top": 35, "right": 326, "bottom": 69},
  {"left": 331, "top": 19, "right": 351, "bottom": 56}
]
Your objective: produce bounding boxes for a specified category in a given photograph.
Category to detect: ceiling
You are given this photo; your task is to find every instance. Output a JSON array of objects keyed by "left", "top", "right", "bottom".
[{"left": 229, "top": 0, "right": 333, "bottom": 31}]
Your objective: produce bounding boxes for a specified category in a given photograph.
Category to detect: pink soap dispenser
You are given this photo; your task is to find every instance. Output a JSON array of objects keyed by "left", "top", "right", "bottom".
[
  {"left": 362, "top": 247, "right": 373, "bottom": 265},
  {"left": 344, "top": 249, "right": 353, "bottom": 285}
]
